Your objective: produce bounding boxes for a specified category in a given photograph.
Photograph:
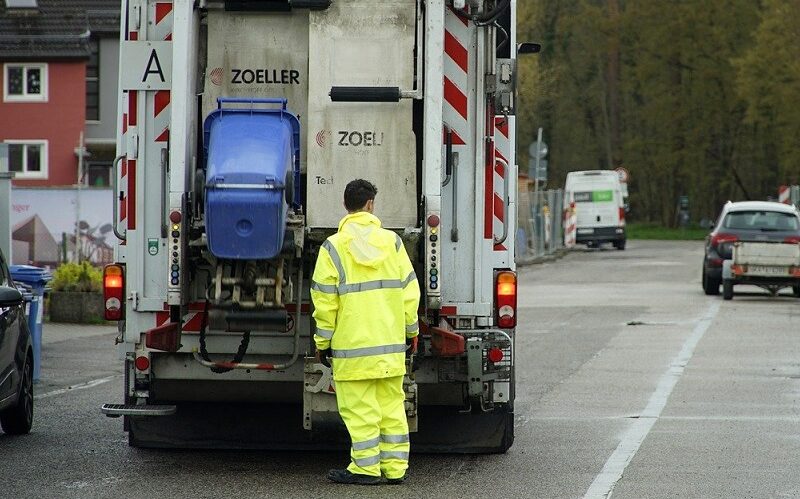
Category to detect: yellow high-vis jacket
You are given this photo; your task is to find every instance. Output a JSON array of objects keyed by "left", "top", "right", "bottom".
[{"left": 311, "top": 211, "right": 420, "bottom": 381}]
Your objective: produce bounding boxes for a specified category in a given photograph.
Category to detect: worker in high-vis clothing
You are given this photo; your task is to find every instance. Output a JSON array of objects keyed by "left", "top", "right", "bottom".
[{"left": 311, "top": 179, "right": 420, "bottom": 485}]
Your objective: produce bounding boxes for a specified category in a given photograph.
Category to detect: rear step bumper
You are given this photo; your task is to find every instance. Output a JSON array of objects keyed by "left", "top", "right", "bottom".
[{"left": 101, "top": 403, "right": 177, "bottom": 418}]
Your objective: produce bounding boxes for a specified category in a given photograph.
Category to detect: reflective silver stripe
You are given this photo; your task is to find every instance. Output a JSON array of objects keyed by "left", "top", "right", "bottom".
[
  {"left": 352, "top": 436, "right": 380, "bottom": 451},
  {"left": 322, "top": 240, "right": 346, "bottom": 284},
  {"left": 311, "top": 280, "right": 338, "bottom": 294},
  {"left": 315, "top": 328, "right": 334, "bottom": 340},
  {"left": 395, "top": 233, "right": 403, "bottom": 252},
  {"left": 339, "top": 279, "right": 403, "bottom": 295},
  {"left": 352, "top": 454, "right": 381, "bottom": 467},
  {"left": 402, "top": 271, "right": 417, "bottom": 287},
  {"left": 405, "top": 322, "right": 418, "bottom": 333},
  {"left": 380, "top": 451, "right": 409, "bottom": 461},
  {"left": 332, "top": 343, "right": 407, "bottom": 358},
  {"left": 380, "top": 433, "right": 410, "bottom": 444}
]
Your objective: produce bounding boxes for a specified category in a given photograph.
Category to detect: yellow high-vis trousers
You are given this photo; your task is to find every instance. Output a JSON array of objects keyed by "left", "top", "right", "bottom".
[{"left": 335, "top": 375, "right": 410, "bottom": 479}]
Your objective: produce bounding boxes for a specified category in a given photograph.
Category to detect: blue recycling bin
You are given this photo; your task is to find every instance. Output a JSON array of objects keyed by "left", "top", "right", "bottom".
[{"left": 10, "top": 265, "right": 52, "bottom": 383}]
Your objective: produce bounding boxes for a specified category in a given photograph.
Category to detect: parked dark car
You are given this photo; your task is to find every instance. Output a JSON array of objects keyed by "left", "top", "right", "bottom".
[
  {"left": 0, "top": 247, "right": 33, "bottom": 435},
  {"left": 703, "top": 201, "right": 800, "bottom": 295}
]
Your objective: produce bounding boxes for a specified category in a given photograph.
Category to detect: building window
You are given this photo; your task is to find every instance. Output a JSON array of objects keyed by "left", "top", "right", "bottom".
[
  {"left": 5, "top": 140, "right": 47, "bottom": 179},
  {"left": 86, "top": 40, "right": 100, "bottom": 121},
  {"left": 86, "top": 161, "right": 111, "bottom": 187},
  {"left": 3, "top": 63, "right": 47, "bottom": 102}
]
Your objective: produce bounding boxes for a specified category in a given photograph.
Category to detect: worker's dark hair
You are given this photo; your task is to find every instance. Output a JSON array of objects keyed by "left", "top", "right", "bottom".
[{"left": 344, "top": 179, "right": 378, "bottom": 212}]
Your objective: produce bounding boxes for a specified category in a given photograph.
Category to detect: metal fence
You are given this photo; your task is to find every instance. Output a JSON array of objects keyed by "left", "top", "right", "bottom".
[{"left": 516, "top": 188, "right": 565, "bottom": 262}]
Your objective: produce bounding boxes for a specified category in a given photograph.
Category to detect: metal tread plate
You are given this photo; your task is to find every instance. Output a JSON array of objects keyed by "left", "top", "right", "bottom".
[{"left": 101, "top": 403, "right": 177, "bottom": 417}]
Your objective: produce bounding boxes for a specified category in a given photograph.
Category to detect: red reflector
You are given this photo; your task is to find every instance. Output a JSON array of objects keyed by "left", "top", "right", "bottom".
[
  {"left": 498, "top": 314, "right": 515, "bottom": 329},
  {"left": 135, "top": 356, "right": 150, "bottom": 371},
  {"left": 169, "top": 211, "right": 182, "bottom": 223},
  {"left": 487, "top": 347, "right": 504, "bottom": 363},
  {"left": 427, "top": 214, "right": 440, "bottom": 227}
]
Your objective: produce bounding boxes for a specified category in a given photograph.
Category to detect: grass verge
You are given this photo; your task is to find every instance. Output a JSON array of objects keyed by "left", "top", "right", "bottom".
[{"left": 626, "top": 223, "right": 708, "bottom": 240}]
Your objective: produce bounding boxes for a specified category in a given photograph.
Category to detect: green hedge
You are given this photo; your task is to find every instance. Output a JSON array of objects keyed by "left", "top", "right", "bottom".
[{"left": 51, "top": 262, "right": 103, "bottom": 292}]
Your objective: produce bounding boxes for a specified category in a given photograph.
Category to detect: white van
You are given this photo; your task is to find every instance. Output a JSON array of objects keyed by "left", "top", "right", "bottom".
[{"left": 565, "top": 170, "right": 626, "bottom": 250}]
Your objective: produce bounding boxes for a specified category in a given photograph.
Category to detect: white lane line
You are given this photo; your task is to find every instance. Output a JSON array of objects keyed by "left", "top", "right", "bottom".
[
  {"left": 584, "top": 301, "right": 720, "bottom": 499},
  {"left": 35, "top": 375, "right": 118, "bottom": 400}
]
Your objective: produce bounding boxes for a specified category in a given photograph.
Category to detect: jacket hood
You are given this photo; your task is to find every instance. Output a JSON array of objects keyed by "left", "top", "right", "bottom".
[{"left": 338, "top": 212, "right": 391, "bottom": 268}]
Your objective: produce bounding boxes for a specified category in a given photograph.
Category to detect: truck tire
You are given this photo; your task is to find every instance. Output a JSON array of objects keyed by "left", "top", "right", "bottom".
[
  {"left": 614, "top": 239, "right": 626, "bottom": 251},
  {"left": 702, "top": 271, "right": 720, "bottom": 296},
  {"left": 0, "top": 354, "right": 34, "bottom": 435},
  {"left": 722, "top": 279, "right": 734, "bottom": 300}
]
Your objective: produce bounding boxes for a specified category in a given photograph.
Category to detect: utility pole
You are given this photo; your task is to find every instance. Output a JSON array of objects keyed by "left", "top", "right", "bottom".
[{"left": 74, "top": 132, "right": 90, "bottom": 263}]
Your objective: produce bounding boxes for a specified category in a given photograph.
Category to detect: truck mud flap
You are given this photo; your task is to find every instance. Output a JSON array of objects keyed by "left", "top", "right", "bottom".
[
  {"left": 127, "top": 402, "right": 513, "bottom": 453},
  {"left": 411, "top": 405, "right": 514, "bottom": 454}
]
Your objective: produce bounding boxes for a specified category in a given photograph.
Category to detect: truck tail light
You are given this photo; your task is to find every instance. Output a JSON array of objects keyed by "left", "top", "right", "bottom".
[
  {"left": 618, "top": 207, "right": 626, "bottom": 225},
  {"left": 103, "top": 264, "right": 125, "bottom": 321},
  {"left": 784, "top": 236, "right": 800, "bottom": 244},
  {"left": 710, "top": 233, "right": 738, "bottom": 248},
  {"left": 495, "top": 271, "right": 517, "bottom": 329}
]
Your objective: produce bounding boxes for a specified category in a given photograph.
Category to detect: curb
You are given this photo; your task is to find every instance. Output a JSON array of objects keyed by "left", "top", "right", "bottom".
[{"left": 516, "top": 248, "right": 570, "bottom": 266}]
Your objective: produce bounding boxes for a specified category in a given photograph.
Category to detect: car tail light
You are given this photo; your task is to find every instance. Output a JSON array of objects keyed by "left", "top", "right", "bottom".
[
  {"left": 134, "top": 355, "right": 150, "bottom": 372},
  {"left": 710, "top": 233, "right": 738, "bottom": 248},
  {"left": 731, "top": 264, "right": 745, "bottom": 275},
  {"left": 791, "top": 267, "right": 800, "bottom": 277},
  {"left": 103, "top": 264, "right": 125, "bottom": 321},
  {"left": 784, "top": 236, "right": 800, "bottom": 244},
  {"left": 495, "top": 271, "right": 517, "bottom": 329}
]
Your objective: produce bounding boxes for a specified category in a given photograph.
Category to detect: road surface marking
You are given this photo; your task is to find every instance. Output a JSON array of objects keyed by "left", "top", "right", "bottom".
[
  {"left": 35, "top": 376, "right": 118, "bottom": 400},
  {"left": 583, "top": 301, "right": 720, "bottom": 499}
]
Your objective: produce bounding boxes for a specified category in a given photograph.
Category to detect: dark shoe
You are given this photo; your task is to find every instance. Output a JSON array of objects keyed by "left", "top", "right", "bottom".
[
  {"left": 326, "top": 469, "right": 381, "bottom": 485},
  {"left": 385, "top": 476, "right": 406, "bottom": 485}
]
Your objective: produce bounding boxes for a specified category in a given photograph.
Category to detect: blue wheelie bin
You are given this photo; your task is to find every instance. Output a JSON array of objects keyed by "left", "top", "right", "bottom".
[{"left": 10, "top": 265, "right": 52, "bottom": 383}]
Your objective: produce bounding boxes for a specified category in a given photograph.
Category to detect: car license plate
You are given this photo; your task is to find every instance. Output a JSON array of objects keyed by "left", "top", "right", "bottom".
[
  {"left": 748, "top": 265, "right": 789, "bottom": 276},
  {"left": 577, "top": 228, "right": 594, "bottom": 235}
]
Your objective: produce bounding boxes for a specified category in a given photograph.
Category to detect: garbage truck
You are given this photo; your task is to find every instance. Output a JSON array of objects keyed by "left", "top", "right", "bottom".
[{"left": 101, "top": 0, "right": 535, "bottom": 453}]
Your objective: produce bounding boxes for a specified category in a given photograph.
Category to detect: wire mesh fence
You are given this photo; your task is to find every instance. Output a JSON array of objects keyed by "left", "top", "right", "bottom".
[{"left": 516, "top": 188, "right": 565, "bottom": 263}]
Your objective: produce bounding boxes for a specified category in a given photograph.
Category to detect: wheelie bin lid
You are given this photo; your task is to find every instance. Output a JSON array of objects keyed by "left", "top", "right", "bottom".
[{"left": 10, "top": 265, "right": 53, "bottom": 284}]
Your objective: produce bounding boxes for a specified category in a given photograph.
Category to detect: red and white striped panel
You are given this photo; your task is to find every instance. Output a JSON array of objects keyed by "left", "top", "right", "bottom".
[
  {"left": 152, "top": 2, "right": 172, "bottom": 143},
  {"left": 443, "top": 8, "right": 470, "bottom": 146},
  {"left": 126, "top": 89, "right": 138, "bottom": 231},
  {"left": 564, "top": 191, "right": 577, "bottom": 248},
  {"left": 493, "top": 117, "right": 511, "bottom": 253},
  {"left": 153, "top": 2, "right": 174, "bottom": 41},
  {"left": 157, "top": 302, "right": 206, "bottom": 333},
  {"left": 779, "top": 185, "right": 790, "bottom": 204}
]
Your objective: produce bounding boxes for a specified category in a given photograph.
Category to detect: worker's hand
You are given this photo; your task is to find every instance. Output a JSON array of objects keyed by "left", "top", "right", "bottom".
[
  {"left": 406, "top": 336, "right": 418, "bottom": 357},
  {"left": 316, "top": 348, "right": 332, "bottom": 368}
]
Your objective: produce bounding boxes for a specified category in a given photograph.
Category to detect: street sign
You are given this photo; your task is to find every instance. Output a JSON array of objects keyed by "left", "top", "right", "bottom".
[
  {"left": 528, "top": 140, "right": 548, "bottom": 159},
  {"left": 529, "top": 158, "right": 547, "bottom": 181}
]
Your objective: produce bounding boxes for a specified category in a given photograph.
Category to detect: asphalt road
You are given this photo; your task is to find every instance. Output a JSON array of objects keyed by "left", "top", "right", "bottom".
[{"left": 2, "top": 240, "right": 799, "bottom": 499}]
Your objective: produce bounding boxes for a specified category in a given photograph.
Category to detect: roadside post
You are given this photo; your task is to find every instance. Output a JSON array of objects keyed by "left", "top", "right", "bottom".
[
  {"left": 9, "top": 265, "right": 52, "bottom": 383},
  {"left": 0, "top": 143, "right": 12, "bottom": 260}
]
